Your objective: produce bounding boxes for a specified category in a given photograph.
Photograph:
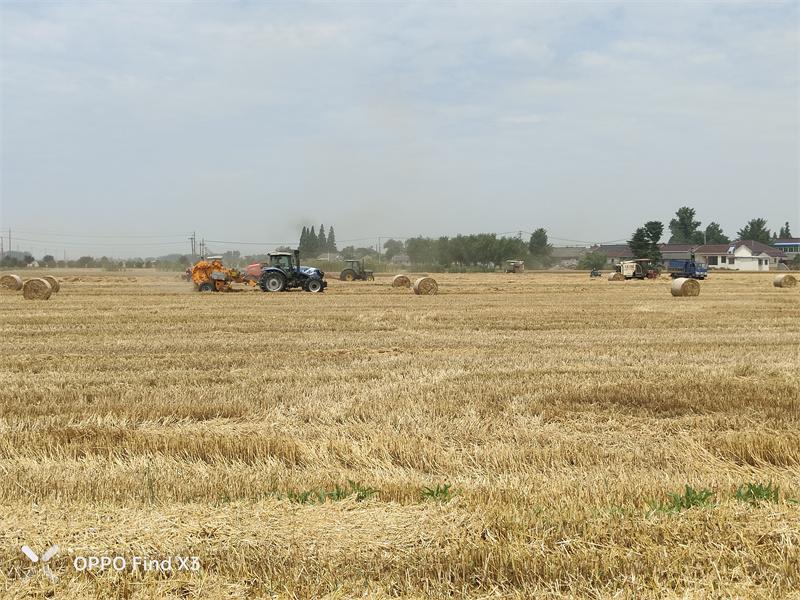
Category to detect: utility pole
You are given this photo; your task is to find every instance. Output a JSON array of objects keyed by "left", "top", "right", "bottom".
[
  {"left": 8, "top": 228, "right": 11, "bottom": 255},
  {"left": 189, "top": 231, "right": 196, "bottom": 260},
  {"left": 0, "top": 236, "right": 4, "bottom": 259}
]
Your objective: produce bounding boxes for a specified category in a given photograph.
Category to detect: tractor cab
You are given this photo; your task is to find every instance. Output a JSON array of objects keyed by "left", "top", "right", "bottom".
[
  {"left": 268, "top": 251, "right": 297, "bottom": 272},
  {"left": 340, "top": 258, "right": 375, "bottom": 281}
]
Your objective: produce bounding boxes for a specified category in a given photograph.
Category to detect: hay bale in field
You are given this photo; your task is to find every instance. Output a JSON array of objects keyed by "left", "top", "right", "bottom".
[
  {"left": 41, "top": 275, "right": 60, "bottom": 293},
  {"left": 413, "top": 277, "right": 438, "bottom": 295},
  {"left": 608, "top": 272, "right": 624, "bottom": 282},
  {"left": 0, "top": 273, "right": 23, "bottom": 291},
  {"left": 773, "top": 274, "right": 797, "bottom": 288},
  {"left": 392, "top": 274, "right": 411, "bottom": 288},
  {"left": 22, "top": 278, "right": 52, "bottom": 300},
  {"left": 670, "top": 277, "right": 700, "bottom": 297}
]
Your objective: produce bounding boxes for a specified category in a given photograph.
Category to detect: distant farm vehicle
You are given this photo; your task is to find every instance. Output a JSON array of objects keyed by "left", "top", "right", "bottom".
[
  {"left": 340, "top": 259, "right": 374, "bottom": 281},
  {"left": 259, "top": 250, "right": 327, "bottom": 293},
  {"left": 505, "top": 260, "right": 525, "bottom": 273},
  {"left": 667, "top": 259, "right": 708, "bottom": 280},
  {"left": 191, "top": 257, "right": 246, "bottom": 292},
  {"left": 617, "top": 259, "right": 660, "bottom": 280},
  {"left": 589, "top": 268, "right": 602, "bottom": 278}
]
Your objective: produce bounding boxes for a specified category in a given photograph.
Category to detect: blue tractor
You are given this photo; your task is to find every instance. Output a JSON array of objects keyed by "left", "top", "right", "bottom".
[{"left": 259, "top": 250, "right": 327, "bottom": 293}]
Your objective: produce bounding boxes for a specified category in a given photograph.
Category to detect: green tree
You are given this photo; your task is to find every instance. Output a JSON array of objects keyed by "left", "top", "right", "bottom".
[
  {"left": 778, "top": 222, "right": 792, "bottom": 239},
  {"left": 0, "top": 256, "right": 22, "bottom": 267},
  {"left": 307, "top": 226, "right": 317, "bottom": 255},
  {"left": 628, "top": 228, "right": 651, "bottom": 259},
  {"left": 383, "top": 239, "right": 405, "bottom": 261},
  {"left": 317, "top": 224, "right": 327, "bottom": 254},
  {"left": 299, "top": 226, "right": 314, "bottom": 256},
  {"left": 496, "top": 236, "right": 528, "bottom": 265},
  {"left": 578, "top": 251, "right": 607, "bottom": 270},
  {"left": 299, "top": 226, "right": 308, "bottom": 250},
  {"left": 327, "top": 226, "right": 337, "bottom": 252},
  {"left": 668, "top": 206, "right": 703, "bottom": 244},
  {"left": 644, "top": 220, "right": 664, "bottom": 261},
  {"left": 704, "top": 222, "right": 729, "bottom": 244},
  {"left": 76, "top": 256, "right": 95, "bottom": 268},
  {"left": 737, "top": 218, "right": 771, "bottom": 244},
  {"left": 528, "top": 228, "right": 552, "bottom": 267},
  {"left": 406, "top": 237, "right": 432, "bottom": 264},
  {"left": 41, "top": 254, "right": 56, "bottom": 267}
]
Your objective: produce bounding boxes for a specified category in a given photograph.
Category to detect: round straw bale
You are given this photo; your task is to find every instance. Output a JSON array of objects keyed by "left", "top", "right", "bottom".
[
  {"left": 413, "top": 277, "right": 438, "bottom": 295},
  {"left": 773, "top": 274, "right": 797, "bottom": 288},
  {"left": 41, "top": 275, "right": 60, "bottom": 292},
  {"left": 392, "top": 274, "right": 411, "bottom": 288},
  {"left": 22, "top": 278, "right": 52, "bottom": 300},
  {"left": 608, "top": 272, "right": 624, "bottom": 282},
  {"left": 0, "top": 273, "right": 23, "bottom": 291},
  {"left": 670, "top": 277, "right": 700, "bottom": 297}
]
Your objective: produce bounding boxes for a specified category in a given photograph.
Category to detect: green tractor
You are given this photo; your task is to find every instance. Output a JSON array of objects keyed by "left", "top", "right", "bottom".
[{"left": 339, "top": 259, "right": 374, "bottom": 282}]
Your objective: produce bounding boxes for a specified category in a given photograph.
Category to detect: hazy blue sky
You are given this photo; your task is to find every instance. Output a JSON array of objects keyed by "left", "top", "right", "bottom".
[{"left": 1, "top": 1, "right": 798, "bottom": 257}]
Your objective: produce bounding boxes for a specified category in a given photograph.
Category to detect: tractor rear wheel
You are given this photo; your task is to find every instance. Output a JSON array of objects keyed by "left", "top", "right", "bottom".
[
  {"left": 262, "top": 273, "right": 286, "bottom": 292},
  {"left": 306, "top": 279, "right": 324, "bottom": 293},
  {"left": 198, "top": 282, "right": 215, "bottom": 292},
  {"left": 340, "top": 269, "right": 356, "bottom": 282}
]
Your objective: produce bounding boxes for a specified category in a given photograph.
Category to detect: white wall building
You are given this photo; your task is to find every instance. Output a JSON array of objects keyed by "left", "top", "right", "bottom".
[
  {"left": 772, "top": 238, "right": 800, "bottom": 261},
  {"left": 694, "top": 240, "right": 785, "bottom": 271}
]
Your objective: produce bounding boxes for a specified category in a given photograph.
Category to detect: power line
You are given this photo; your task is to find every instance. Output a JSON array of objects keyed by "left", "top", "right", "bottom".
[
  {"left": 10, "top": 229, "right": 189, "bottom": 239},
  {"left": 10, "top": 236, "right": 189, "bottom": 248}
]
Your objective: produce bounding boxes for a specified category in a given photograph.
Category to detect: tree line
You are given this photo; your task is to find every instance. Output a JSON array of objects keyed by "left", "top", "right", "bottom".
[
  {"left": 381, "top": 229, "right": 554, "bottom": 268},
  {"left": 299, "top": 224, "right": 337, "bottom": 256},
  {"left": 627, "top": 207, "right": 793, "bottom": 263},
  {"left": 3, "top": 212, "right": 794, "bottom": 271}
]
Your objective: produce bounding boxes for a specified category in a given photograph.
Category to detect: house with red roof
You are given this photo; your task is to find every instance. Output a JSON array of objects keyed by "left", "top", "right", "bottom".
[{"left": 694, "top": 240, "right": 785, "bottom": 271}]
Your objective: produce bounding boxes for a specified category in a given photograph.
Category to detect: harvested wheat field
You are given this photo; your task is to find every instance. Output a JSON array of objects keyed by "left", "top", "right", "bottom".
[{"left": 1, "top": 270, "right": 798, "bottom": 599}]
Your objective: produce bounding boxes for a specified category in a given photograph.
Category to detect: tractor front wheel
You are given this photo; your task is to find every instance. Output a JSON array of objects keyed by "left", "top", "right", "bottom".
[
  {"left": 262, "top": 273, "right": 286, "bottom": 292},
  {"left": 306, "top": 279, "right": 324, "bottom": 293}
]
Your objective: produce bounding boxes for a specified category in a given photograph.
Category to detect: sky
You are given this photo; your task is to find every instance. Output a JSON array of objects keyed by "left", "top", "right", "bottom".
[{"left": 1, "top": 1, "right": 798, "bottom": 258}]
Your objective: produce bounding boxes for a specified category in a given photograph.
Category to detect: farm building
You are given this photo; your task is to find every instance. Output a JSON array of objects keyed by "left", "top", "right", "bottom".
[
  {"left": 772, "top": 238, "right": 800, "bottom": 261},
  {"left": 592, "top": 244, "right": 632, "bottom": 266},
  {"left": 659, "top": 244, "right": 694, "bottom": 262},
  {"left": 694, "top": 240, "right": 785, "bottom": 271},
  {"left": 551, "top": 246, "right": 588, "bottom": 268}
]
